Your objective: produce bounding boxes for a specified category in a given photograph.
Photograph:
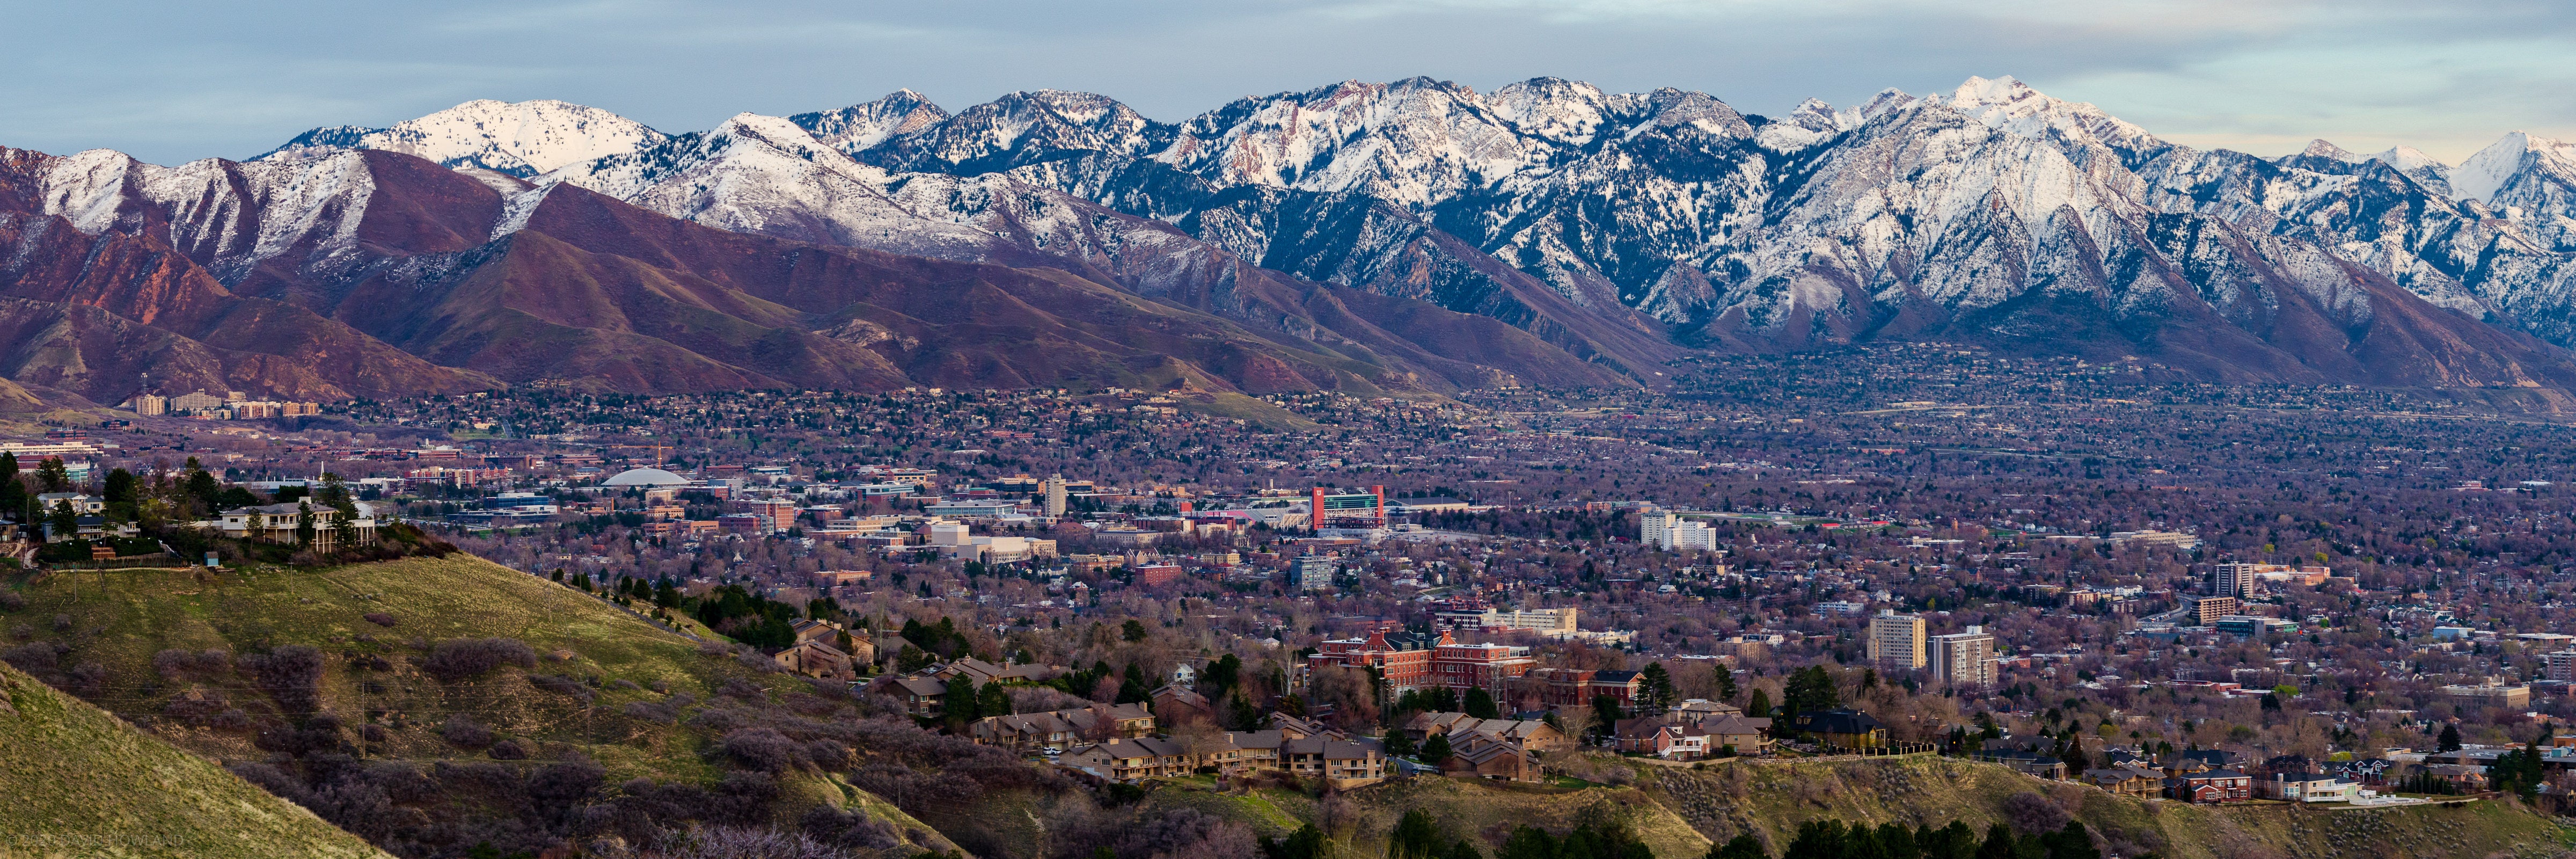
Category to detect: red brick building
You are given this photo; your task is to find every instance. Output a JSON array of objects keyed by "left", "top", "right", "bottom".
[
  {"left": 1308, "top": 627, "right": 1540, "bottom": 697},
  {"left": 1514, "top": 668, "right": 1643, "bottom": 710}
]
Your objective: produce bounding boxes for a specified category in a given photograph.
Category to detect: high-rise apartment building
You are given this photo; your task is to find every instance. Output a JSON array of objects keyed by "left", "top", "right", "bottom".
[
  {"left": 1640, "top": 506, "right": 1677, "bottom": 548},
  {"left": 1928, "top": 625, "right": 1997, "bottom": 689},
  {"left": 1867, "top": 610, "right": 1926, "bottom": 669},
  {"left": 1042, "top": 474, "right": 1067, "bottom": 517}
]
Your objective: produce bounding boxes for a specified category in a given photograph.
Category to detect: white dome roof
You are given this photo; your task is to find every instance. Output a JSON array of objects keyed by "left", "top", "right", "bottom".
[{"left": 602, "top": 467, "right": 691, "bottom": 486}]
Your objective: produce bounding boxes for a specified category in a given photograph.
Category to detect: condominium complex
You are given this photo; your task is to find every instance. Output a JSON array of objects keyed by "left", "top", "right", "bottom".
[
  {"left": 1867, "top": 610, "right": 1926, "bottom": 670},
  {"left": 2549, "top": 650, "right": 2576, "bottom": 683},
  {"left": 1639, "top": 506, "right": 1718, "bottom": 551},
  {"left": 1928, "top": 625, "right": 1997, "bottom": 689}
]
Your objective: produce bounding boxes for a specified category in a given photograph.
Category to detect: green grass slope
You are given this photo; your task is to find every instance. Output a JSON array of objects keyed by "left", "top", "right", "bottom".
[
  {"left": 1637, "top": 755, "right": 2574, "bottom": 859},
  {"left": 1094, "top": 754, "right": 2574, "bottom": 859},
  {"left": 4, "top": 554, "right": 949, "bottom": 855},
  {"left": 0, "top": 660, "right": 392, "bottom": 859}
]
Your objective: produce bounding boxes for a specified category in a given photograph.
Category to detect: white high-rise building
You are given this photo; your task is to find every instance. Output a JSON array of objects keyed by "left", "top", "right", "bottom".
[
  {"left": 1928, "top": 625, "right": 1997, "bottom": 689},
  {"left": 1670, "top": 520, "right": 1719, "bottom": 551},
  {"left": 1641, "top": 506, "right": 1678, "bottom": 548},
  {"left": 1867, "top": 610, "right": 1926, "bottom": 669},
  {"left": 1041, "top": 474, "right": 1067, "bottom": 517}
]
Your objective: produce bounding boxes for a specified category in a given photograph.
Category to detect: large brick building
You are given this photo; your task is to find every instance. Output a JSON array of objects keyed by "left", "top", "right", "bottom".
[{"left": 1306, "top": 627, "right": 1537, "bottom": 696}]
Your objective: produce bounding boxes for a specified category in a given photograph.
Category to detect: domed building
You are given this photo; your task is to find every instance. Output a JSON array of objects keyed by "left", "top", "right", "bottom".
[{"left": 601, "top": 467, "right": 692, "bottom": 487}]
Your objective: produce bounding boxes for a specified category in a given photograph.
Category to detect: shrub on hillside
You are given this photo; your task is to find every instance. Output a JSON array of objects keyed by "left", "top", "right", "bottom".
[
  {"left": 489, "top": 739, "right": 531, "bottom": 760},
  {"left": 797, "top": 805, "right": 902, "bottom": 850},
  {"left": 3, "top": 641, "right": 60, "bottom": 677},
  {"left": 363, "top": 612, "right": 398, "bottom": 627},
  {"left": 722, "top": 728, "right": 806, "bottom": 773},
  {"left": 239, "top": 645, "right": 326, "bottom": 716},
  {"left": 421, "top": 637, "right": 537, "bottom": 682},
  {"left": 2004, "top": 790, "right": 2070, "bottom": 834},
  {"left": 153, "top": 647, "right": 231, "bottom": 681},
  {"left": 440, "top": 715, "right": 495, "bottom": 749}
]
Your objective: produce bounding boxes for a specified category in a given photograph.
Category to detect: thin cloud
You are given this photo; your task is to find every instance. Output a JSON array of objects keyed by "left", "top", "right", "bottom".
[{"left": 1, "top": 0, "right": 2569, "bottom": 164}]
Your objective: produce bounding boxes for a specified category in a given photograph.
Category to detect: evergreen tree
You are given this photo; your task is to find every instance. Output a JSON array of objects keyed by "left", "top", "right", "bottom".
[
  {"left": 1206, "top": 653, "right": 1242, "bottom": 693},
  {"left": 1391, "top": 810, "right": 1444, "bottom": 859},
  {"left": 1465, "top": 687, "right": 1500, "bottom": 719},
  {"left": 976, "top": 681, "right": 1012, "bottom": 719},
  {"left": 1716, "top": 664, "right": 1739, "bottom": 702},
  {"left": 1448, "top": 841, "right": 1485, "bottom": 859},
  {"left": 1710, "top": 834, "right": 1769, "bottom": 859},
  {"left": 1783, "top": 820, "right": 1849, "bottom": 859},
  {"left": 1974, "top": 825, "right": 2017, "bottom": 859},
  {"left": 1422, "top": 731, "right": 1453, "bottom": 764},
  {"left": 2040, "top": 823, "right": 2098, "bottom": 859},
  {"left": 34, "top": 457, "right": 70, "bottom": 492},
  {"left": 943, "top": 674, "right": 980, "bottom": 726},
  {"left": 47, "top": 498, "right": 75, "bottom": 538},
  {"left": 2436, "top": 723, "right": 2462, "bottom": 752},
  {"left": 1116, "top": 663, "right": 1152, "bottom": 704},
  {"left": 1262, "top": 824, "right": 1327, "bottom": 859},
  {"left": 0, "top": 452, "right": 20, "bottom": 521},
  {"left": 102, "top": 468, "right": 137, "bottom": 518},
  {"left": 1383, "top": 728, "right": 1416, "bottom": 759},
  {"left": 295, "top": 500, "right": 317, "bottom": 545},
  {"left": 1639, "top": 662, "right": 1675, "bottom": 712},
  {"left": 1498, "top": 826, "right": 1558, "bottom": 859},
  {"left": 1592, "top": 694, "right": 1626, "bottom": 738}
]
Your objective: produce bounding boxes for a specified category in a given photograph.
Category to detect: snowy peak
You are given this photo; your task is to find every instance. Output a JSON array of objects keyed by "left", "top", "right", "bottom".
[
  {"left": 862, "top": 89, "right": 1167, "bottom": 173},
  {"left": 789, "top": 90, "right": 950, "bottom": 157},
  {"left": 259, "top": 99, "right": 665, "bottom": 177},
  {"left": 2452, "top": 130, "right": 2576, "bottom": 205},
  {"left": 2301, "top": 139, "right": 2363, "bottom": 162},
  {"left": 1927, "top": 75, "right": 2159, "bottom": 153}
]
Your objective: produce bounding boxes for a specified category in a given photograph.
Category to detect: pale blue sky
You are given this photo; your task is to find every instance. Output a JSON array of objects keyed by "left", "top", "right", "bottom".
[{"left": 4, "top": 0, "right": 2570, "bottom": 165}]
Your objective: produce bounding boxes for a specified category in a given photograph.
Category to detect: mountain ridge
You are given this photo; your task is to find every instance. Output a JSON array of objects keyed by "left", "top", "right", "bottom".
[{"left": 11, "top": 73, "right": 2576, "bottom": 407}]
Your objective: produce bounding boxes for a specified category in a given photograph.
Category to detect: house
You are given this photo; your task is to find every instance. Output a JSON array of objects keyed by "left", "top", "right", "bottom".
[
  {"left": 1060, "top": 736, "right": 1196, "bottom": 782},
  {"left": 2166, "top": 769, "right": 2253, "bottom": 803},
  {"left": 2255, "top": 772, "right": 2353, "bottom": 802},
  {"left": 2082, "top": 767, "right": 2163, "bottom": 796},
  {"left": 1402, "top": 711, "right": 1569, "bottom": 752},
  {"left": 1674, "top": 698, "right": 1743, "bottom": 718},
  {"left": 1974, "top": 749, "right": 2069, "bottom": 780},
  {"left": 973, "top": 703, "right": 1156, "bottom": 753},
  {"left": 771, "top": 640, "right": 857, "bottom": 682},
  {"left": 1614, "top": 717, "right": 1711, "bottom": 760},
  {"left": 790, "top": 618, "right": 843, "bottom": 646},
  {"left": 217, "top": 502, "right": 378, "bottom": 550},
  {"left": 1202, "top": 730, "right": 1290, "bottom": 772},
  {"left": 933, "top": 658, "right": 1055, "bottom": 687},
  {"left": 1439, "top": 733, "right": 1539, "bottom": 782},
  {"left": 2421, "top": 763, "right": 2486, "bottom": 791},
  {"left": 876, "top": 674, "right": 950, "bottom": 717},
  {"left": 2161, "top": 749, "right": 2237, "bottom": 777},
  {"left": 1150, "top": 683, "right": 1218, "bottom": 727},
  {"left": 33, "top": 493, "right": 103, "bottom": 516},
  {"left": 1284, "top": 736, "right": 1386, "bottom": 787},
  {"left": 1696, "top": 714, "right": 1773, "bottom": 755},
  {"left": 1787, "top": 709, "right": 1889, "bottom": 749}
]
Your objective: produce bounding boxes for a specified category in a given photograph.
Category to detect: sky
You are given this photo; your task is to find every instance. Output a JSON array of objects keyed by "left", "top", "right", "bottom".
[{"left": 4, "top": 0, "right": 2572, "bottom": 166}]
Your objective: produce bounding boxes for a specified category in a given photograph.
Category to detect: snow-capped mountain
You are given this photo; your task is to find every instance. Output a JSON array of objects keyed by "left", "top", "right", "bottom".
[
  {"left": 262, "top": 99, "right": 666, "bottom": 177},
  {"left": 230, "top": 77, "right": 2576, "bottom": 397}
]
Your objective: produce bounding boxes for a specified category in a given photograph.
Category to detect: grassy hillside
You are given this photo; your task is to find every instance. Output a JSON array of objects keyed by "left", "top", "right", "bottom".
[
  {"left": 1053, "top": 754, "right": 2574, "bottom": 859},
  {"left": 2, "top": 554, "right": 955, "bottom": 857},
  {"left": 1636, "top": 754, "right": 2573, "bottom": 859},
  {"left": 0, "top": 660, "right": 392, "bottom": 859}
]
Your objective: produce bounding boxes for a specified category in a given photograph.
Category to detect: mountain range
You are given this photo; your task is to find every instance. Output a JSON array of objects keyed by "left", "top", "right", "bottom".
[{"left": 8, "top": 76, "right": 2576, "bottom": 408}]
